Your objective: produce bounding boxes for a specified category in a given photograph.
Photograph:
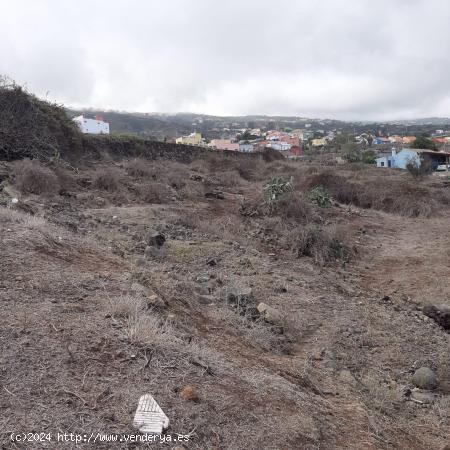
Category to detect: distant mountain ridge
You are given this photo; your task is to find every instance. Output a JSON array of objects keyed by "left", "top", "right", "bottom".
[{"left": 67, "top": 108, "right": 450, "bottom": 139}]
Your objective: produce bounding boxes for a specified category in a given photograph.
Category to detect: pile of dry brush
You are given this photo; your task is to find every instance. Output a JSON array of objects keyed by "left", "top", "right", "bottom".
[{"left": 0, "top": 76, "right": 83, "bottom": 161}]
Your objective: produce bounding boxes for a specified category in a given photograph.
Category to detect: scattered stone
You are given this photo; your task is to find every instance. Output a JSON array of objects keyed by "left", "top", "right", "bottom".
[
  {"left": 190, "top": 174, "right": 204, "bottom": 182},
  {"left": 410, "top": 390, "right": 436, "bottom": 404},
  {"left": 206, "top": 256, "right": 221, "bottom": 266},
  {"left": 148, "top": 232, "right": 166, "bottom": 248},
  {"left": 147, "top": 293, "right": 166, "bottom": 309},
  {"left": 338, "top": 369, "right": 358, "bottom": 387},
  {"left": 195, "top": 285, "right": 210, "bottom": 295},
  {"left": 256, "top": 302, "right": 283, "bottom": 325},
  {"left": 197, "top": 295, "right": 213, "bottom": 305},
  {"left": 274, "top": 285, "right": 287, "bottom": 293},
  {"left": 179, "top": 386, "right": 199, "bottom": 402},
  {"left": 244, "top": 306, "right": 260, "bottom": 321},
  {"left": 196, "top": 274, "right": 211, "bottom": 283},
  {"left": 135, "top": 256, "right": 146, "bottom": 267},
  {"left": 130, "top": 282, "right": 148, "bottom": 295},
  {"left": 423, "top": 304, "right": 450, "bottom": 330},
  {"left": 205, "top": 190, "right": 225, "bottom": 200},
  {"left": 144, "top": 245, "right": 165, "bottom": 260},
  {"left": 227, "top": 288, "right": 253, "bottom": 309},
  {"left": 412, "top": 367, "right": 438, "bottom": 390}
]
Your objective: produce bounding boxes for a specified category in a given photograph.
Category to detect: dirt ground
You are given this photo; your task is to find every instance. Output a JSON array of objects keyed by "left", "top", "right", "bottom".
[{"left": 0, "top": 158, "right": 449, "bottom": 450}]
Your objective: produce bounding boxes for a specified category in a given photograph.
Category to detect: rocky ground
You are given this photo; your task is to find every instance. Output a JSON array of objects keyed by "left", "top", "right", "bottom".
[{"left": 0, "top": 157, "right": 449, "bottom": 449}]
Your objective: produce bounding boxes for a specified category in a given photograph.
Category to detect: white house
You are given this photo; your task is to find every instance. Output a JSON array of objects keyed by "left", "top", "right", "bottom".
[
  {"left": 239, "top": 142, "right": 254, "bottom": 152},
  {"left": 267, "top": 141, "right": 291, "bottom": 151},
  {"left": 376, "top": 148, "right": 450, "bottom": 171},
  {"left": 73, "top": 115, "right": 110, "bottom": 134}
]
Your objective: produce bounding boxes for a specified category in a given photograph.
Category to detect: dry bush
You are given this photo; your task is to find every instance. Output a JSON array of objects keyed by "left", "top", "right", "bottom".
[
  {"left": 304, "top": 169, "right": 450, "bottom": 218},
  {"left": 125, "top": 315, "right": 181, "bottom": 350},
  {"left": 53, "top": 166, "right": 77, "bottom": 191},
  {"left": 271, "top": 192, "right": 316, "bottom": 224},
  {"left": 304, "top": 171, "right": 355, "bottom": 203},
  {"left": 206, "top": 307, "right": 283, "bottom": 352},
  {"left": 12, "top": 159, "right": 59, "bottom": 194},
  {"left": 164, "top": 161, "right": 190, "bottom": 190},
  {"left": 293, "top": 224, "right": 352, "bottom": 266},
  {"left": 138, "top": 182, "right": 172, "bottom": 203},
  {"left": 92, "top": 168, "right": 122, "bottom": 191},
  {"left": 346, "top": 162, "right": 371, "bottom": 172},
  {"left": 188, "top": 158, "right": 209, "bottom": 173},
  {"left": 0, "top": 207, "right": 46, "bottom": 227},
  {"left": 214, "top": 170, "right": 243, "bottom": 188},
  {"left": 124, "top": 158, "right": 154, "bottom": 178},
  {"left": 239, "top": 196, "right": 265, "bottom": 217},
  {"left": 360, "top": 372, "right": 401, "bottom": 414},
  {"left": 210, "top": 214, "right": 246, "bottom": 241},
  {"left": 173, "top": 210, "right": 245, "bottom": 241},
  {"left": 106, "top": 295, "right": 145, "bottom": 318},
  {"left": 204, "top": 153, "right": 236, "bottom": 172},
  {"left": 263, "top": 160, "right": 299, "bottom": 178},
  {"left": 178, "top": 180, "right": 205, "bottom": 201},
  {"left": 0, "top": 77, "right": 82, "bottom": 160},
  {"left": 241, "top": 190, "right": 317, "bottom": 225},
  {"left": 359, "top": 181, "right": 435, "bottom": 217},
  {"left": 236, "top": 158, "right": 264, "bottom": 181},
  {"left": 262, "top": 148, "right": 285, "bottom": 162},
  {"left": 170, "top": 210, "right": 202, "bottom": 229}
]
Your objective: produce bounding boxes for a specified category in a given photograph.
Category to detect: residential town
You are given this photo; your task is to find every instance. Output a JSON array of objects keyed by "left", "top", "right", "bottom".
[
  {"left": 171, "top": 125, "right": 450, "bottom": 170},
  {"left": 71, "top": 112, "right": 450, "bottom": 172}
]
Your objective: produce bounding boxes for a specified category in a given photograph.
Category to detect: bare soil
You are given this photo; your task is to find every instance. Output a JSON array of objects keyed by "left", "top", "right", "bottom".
[{"left": 0, "top": 159, "right": 449, "bottom": 450}]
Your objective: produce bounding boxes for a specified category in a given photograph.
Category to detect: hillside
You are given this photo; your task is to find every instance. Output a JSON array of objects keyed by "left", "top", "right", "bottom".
[
  {"left": 0, "top": 83, "right": 449, "bottom": 449},
  {"left": 67, "top": 109, "right": 450, "bottom": 141}
]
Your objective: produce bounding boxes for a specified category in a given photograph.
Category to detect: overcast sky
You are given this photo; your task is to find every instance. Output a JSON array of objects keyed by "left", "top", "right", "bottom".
[{"left": 1, "top": 0, "right": 449, "bottom": 120}]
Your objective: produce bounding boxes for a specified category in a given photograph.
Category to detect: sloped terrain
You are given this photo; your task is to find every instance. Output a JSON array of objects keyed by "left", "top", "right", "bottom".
[{"left": 1, "top": 155, "right": 449, "bottom": 450}]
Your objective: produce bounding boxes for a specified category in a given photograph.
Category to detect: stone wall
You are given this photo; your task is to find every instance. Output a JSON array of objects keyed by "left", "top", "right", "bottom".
[{"left": 78, "top": 135, "right": 261, "bottom": 163}]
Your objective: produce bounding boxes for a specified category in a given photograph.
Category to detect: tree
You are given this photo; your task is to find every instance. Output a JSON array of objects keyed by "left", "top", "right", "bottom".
[
  {"left": 361, "top": 149, "right": 376, "bottom": 164},
  {"left": 411, "top": 134, "right": 437, "bottom": 150},
  {"left": 406, "top": 154, "right": 432, "bottom": 178},
  {"left": 342, "top": 142, "right": 361, "bottom": 162}
]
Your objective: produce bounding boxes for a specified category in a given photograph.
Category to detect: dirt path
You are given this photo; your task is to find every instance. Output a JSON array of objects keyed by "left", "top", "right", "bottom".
[{"left": 359, "top": 211, "right": 450, "bottom": 307}]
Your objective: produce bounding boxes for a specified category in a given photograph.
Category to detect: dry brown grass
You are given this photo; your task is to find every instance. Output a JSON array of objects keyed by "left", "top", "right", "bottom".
[
  {"left": 206, "top": 306, "right": 284, "bottom": 352},
  {"left": 0, "top": 207, "right": 46, "bottom": 227},
  {"left": 53, "top": 166, "right": 77, "bottom": 191},
  {"left": 213, "top": 169, "right": 244, "bottom": 188},
  {"left": 106, "top": 295, "right": 145, "bottom": 318},
  {"left": 138, "top": 181, "right": 172, "bottom": 203},
  {"left": 271, "top": 191, "right": 317, "bottom": 224},
  {"left": 13, "top": 158, "right": 59, "bottom": 194},
  {"left": 125, "top": 315, "right": 180, "bottom": 348},
  {"left": 124, "top": 158, "right": 154, "bottom": 178},
  {"left": 236, "top": 158, "right": 265, "bottom": 181},
  {"left": 303, "top": 169, "right": 450, "bottom": 218},
  {"left": 293, "top": 224, "right": 352, "bottom": 266},
  {"left": 92, "top": 167, "right": 122, "bottom": 192}
]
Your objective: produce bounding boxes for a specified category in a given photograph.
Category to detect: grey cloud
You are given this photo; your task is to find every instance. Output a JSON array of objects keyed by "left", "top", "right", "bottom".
[{"left": 1, "top": 0, "right": 449, "bottom": 120}]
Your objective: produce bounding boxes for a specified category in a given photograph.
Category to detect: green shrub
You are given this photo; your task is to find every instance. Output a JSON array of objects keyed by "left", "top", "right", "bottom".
[
  {"left": 263, "top": 177, "right": 293, "bottom": 208},
  {"left": 361, "top": 150, "right": 376, "bottom": 164},
  {"left": 306, "top": 186, "right": 332, "bottom": 207}
]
